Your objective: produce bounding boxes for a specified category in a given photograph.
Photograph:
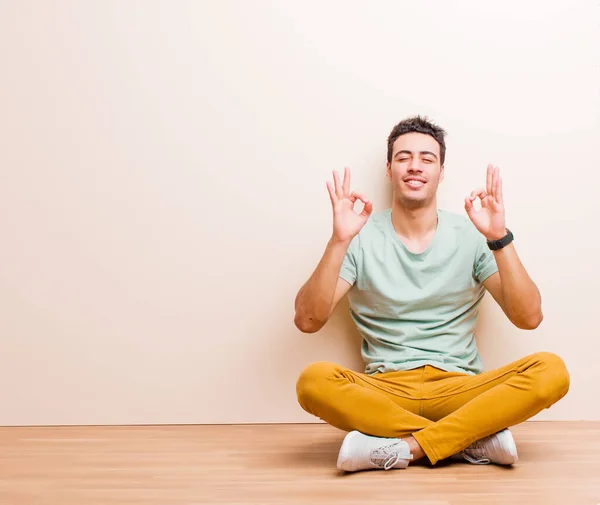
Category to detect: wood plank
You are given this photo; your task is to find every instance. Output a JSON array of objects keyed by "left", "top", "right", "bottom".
[{"left": 0, "top": 422, "right": 598, "bottom": 504}]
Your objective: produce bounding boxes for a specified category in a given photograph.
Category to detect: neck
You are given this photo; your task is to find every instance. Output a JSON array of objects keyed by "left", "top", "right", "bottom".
[{"left": 390, "top": 200, "right": 439, "bottom": 241}]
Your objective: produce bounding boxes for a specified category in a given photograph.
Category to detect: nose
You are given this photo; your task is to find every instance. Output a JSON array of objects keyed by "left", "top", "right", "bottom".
[{"left": 408, "top": 158, "right": 423, "bottom": 172}]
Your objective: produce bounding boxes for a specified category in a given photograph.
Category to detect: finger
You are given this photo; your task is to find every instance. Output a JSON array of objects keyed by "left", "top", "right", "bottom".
[
  {"left": 469, "top": 188, "right": 487, "bottom": 201},
  {"left": 349, "top": 191, "right": 369, "bottom": 203},
  {"left": 333, "top": 170, "right": 343, "bottom": 199},
  {"left": 361, "top": 200, "right": 373, "bottom": 217},
  {"left": 486, "top": 164, "right": 493, "bottom": 195},
  {"left": 464, "top": 196, "right": 475, "bottom": 217},
  {"left": 326, "top": 181, "right": 337, "bottom": 206},
  {"left": 491, "top": 166, "right": 498, "bottom": 200},
  {"left": 495, "top": 174, "right": 503, "bottom": 204},
  {"left": 342, "top": 167, "right": 351, "bottom": 197}
]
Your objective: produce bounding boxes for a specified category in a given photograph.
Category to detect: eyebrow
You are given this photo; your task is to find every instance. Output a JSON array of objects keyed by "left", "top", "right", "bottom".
[{"left": 394, "top": 150, "right": 438, "bottom": 160}]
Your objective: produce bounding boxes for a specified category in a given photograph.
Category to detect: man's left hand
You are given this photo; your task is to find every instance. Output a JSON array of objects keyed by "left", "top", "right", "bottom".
[{"left": 465, "top": 164, "right": 507, "bottom": 241}]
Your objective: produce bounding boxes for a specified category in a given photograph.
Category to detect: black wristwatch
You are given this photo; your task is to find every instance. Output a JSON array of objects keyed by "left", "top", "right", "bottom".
[{"left": 487, "top": 229, "right": 514, "bottom": 250}]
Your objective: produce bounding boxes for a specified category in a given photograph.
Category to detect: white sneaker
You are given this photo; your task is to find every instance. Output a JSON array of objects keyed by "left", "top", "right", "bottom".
[
  {"left": 457, "top": 429, "right": 518, "bottom": 465},
  {"left": 336, "top": 431, "right": 413, "bottom": 472}
]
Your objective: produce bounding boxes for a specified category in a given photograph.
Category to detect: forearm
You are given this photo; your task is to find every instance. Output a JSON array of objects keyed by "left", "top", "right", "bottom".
[
  {"left": 294, "top": 237, "right": 350, "bottom": 332},
  {"left": 493, "top": 243, "right": 543, "bottom": 329}
]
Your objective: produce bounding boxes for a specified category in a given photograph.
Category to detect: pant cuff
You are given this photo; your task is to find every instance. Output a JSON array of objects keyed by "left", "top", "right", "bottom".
[{"left": 412, "top": 430, "right": 441, "bottom": 465}]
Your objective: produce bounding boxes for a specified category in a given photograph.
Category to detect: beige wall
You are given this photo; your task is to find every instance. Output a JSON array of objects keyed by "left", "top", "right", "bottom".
[{"left": 0, "top": 1, "right": 598, "bottom": 425}]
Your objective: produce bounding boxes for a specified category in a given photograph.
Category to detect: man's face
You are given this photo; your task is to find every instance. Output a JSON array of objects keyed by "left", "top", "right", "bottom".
[{"left": 387, "top": 132, "right": 444, "bottom": 209}]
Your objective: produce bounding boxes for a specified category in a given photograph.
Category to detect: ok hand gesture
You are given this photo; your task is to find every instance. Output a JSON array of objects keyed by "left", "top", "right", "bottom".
[
  {"left": 326, "top": 167, "right": 373, "bottom": 243},
  {"left": 465, "top": 164, "right": 507, "bottom": 241}
]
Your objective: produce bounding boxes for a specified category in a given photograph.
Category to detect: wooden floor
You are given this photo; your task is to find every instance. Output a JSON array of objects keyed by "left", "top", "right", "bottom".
[{"left": 0, "top": 422, "right": 599, "bottom": 505}]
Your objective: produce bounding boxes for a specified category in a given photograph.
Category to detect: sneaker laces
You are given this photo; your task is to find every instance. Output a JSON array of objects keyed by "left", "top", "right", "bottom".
[
  {"left": 370, "top": 442, "right": 412, "bottom": 470},
  {"left": 461, "top": 440, "right": 490, "bottom": 465}
]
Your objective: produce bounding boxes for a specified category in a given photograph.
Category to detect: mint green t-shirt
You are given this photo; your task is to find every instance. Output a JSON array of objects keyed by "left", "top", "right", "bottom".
[{"left": 339, "top": 209, "right": 498, "bottom": 376}]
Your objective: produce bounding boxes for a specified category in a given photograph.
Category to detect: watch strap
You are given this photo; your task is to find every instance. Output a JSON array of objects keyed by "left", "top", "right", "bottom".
[{"left": 487, "top": 229, "right": 514, "bottom": 250}]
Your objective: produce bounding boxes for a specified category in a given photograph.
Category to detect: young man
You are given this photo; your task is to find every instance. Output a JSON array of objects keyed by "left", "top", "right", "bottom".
[{"left": 294, "top": 116, "right": 570, "bottom": 472}]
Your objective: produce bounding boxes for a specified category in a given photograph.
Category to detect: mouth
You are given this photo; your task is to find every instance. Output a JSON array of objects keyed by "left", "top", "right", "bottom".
[{"left": 403, "top": 178, "right": 426, "bottom": 189}]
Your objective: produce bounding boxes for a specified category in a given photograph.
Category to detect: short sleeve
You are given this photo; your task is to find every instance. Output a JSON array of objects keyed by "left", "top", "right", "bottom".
[
  {"left": 473, "top": 235, "right": 498, "bottom": 283},
  {"left": 339, "top": 235, "right": 359, "bottom": 285}
]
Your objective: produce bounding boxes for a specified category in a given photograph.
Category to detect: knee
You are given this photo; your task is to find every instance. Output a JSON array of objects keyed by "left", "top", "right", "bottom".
[
  {"left": 531, "top": 352, "right": 570, "bottom": 404},
  {"left": 296, "top": 361, "right": 339, "bottom": 410}
]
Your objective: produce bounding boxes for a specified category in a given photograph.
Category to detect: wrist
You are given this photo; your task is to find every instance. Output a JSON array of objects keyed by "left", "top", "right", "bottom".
[
  {"left": 485, "top": 228, "right": 508, "bottom": 241},
  {"left": 329, "top": 235, "right": 352, "bottom": 248}
]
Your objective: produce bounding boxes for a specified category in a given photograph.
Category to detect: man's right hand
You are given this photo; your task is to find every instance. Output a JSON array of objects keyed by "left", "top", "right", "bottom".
[{"left": 326, "top": 167, "right": 373, "bottom": 243}]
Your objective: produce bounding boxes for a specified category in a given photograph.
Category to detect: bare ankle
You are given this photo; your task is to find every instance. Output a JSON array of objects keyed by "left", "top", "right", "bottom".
[{"left": 403, "top": 436, "right": 426, "bottom": 461}]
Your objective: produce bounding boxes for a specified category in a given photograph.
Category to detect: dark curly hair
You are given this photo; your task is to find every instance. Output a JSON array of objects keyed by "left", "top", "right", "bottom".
[{"left": 387, "top": 116, "right": 446, "bottom": 164}]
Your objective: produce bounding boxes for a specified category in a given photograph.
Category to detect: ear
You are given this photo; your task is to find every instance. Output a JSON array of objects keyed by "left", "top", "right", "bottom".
[
  {"left": 386, "top": 161, "right": 392, "bottom": 181},
  {"left": 439, "top": 164, "right": 445, "bottom": 183}
]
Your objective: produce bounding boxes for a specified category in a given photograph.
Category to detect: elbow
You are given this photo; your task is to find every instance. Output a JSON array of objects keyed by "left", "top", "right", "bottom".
[
  {"left": 294, "top": 313, "right": 324, "bottom": 334},
  {"left": 515, "top": 310, "right": 543, "bottom": 330}
]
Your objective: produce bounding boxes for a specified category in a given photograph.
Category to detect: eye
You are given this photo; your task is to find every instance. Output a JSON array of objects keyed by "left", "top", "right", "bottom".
[
  {"left": 423, "top": 158, "right": 434, "bottom": 163},
  {"left": 398, "top": 157, "right": 409, "bottom": 162}
]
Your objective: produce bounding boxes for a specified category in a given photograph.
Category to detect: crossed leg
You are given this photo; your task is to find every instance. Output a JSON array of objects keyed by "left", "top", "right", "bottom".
[{"left": 296, "top": 352, "right": 570, "bottom": 464}]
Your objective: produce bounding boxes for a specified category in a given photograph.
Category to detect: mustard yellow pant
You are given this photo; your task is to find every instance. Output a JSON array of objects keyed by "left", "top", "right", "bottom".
[{"left": 296, "top": 352, "right": 570, "bottom": 464}]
